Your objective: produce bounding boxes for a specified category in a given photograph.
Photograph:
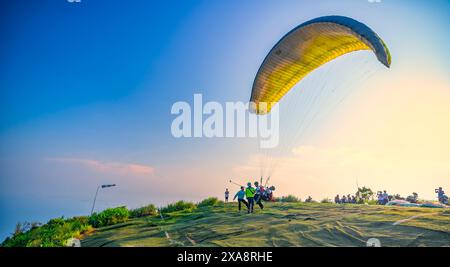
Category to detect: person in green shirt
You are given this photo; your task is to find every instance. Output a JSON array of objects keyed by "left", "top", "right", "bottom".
[{"left": 245, "top": 182, "right": 256, "bottom": 213}]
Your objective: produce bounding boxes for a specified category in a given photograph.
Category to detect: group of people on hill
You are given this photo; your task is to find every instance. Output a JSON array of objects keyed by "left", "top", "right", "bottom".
[
  {"left": 334, "top": 190, "right": 390, "bottom": 205},
  {"left": 224, "top": 182, "right": 274, "bottom": 213},
  {"left": 332, "top": 188, "right": 448, "bottom": 206},
  {"left": 225, "top": 185, "right": 449, "bottom": 209},
  {"left": 334, "top": 194, "right": 357, "bottom": 204},
  {"left": 376, "top": 190, "right": 390, "bottom": 205}
]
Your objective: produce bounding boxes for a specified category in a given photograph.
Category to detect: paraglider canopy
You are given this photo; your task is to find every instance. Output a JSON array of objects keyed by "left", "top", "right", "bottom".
[{"left": 250, "top": 16, "right": 391, "bottom": 114}]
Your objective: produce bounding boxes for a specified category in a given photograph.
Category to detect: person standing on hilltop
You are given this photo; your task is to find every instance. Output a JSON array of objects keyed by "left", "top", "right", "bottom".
[
  {"left": 382, "top": 190, "right": 389, "bottom": 205},
  {"left": 335, "top": 195, "right": 341, "bottom": 204},
  {"left": 224, "top": 188, "right": 229, "bottom": 203},
  {"left": 245, "top": 182, "right": 256, "bottom": 213},
  {"left": 436, "top": 187, "right": 448, "bottom": 205}
]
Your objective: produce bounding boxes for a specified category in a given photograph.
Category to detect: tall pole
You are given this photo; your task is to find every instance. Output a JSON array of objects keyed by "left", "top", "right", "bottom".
[
  {"left": 90, "top": 186, "right": 101, "bottom": 215},
  {"left": 90, "top": 184, "right": 116, "bottom": 215},
  {"left": 229, "top": 180, "right": 242, "bottom": 187}
]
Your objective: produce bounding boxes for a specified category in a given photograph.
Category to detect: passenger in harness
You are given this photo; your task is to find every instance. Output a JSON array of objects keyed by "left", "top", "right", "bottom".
[{"left": 262, "top": 186, "right": 275, "bottom": 201}]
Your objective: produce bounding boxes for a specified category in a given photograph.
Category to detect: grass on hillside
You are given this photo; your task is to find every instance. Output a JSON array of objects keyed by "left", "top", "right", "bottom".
[{"left": 81, "top": 202, "right": 450, "bottom": 247}]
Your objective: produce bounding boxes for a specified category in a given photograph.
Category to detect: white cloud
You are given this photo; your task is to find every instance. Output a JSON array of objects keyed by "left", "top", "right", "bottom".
[{"left": 46, "top": 157, "right": 155, "bottom": 176}]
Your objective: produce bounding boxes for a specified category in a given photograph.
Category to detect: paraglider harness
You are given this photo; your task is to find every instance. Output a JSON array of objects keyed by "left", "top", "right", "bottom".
[
  {"left": 261, "top": 177, "right": 275, "bottom": 201},
  {"left": 260, "top": 186, "right": 275, "bottom": 201}
]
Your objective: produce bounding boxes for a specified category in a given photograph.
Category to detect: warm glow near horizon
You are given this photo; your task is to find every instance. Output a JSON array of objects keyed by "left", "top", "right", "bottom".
[{"left": 233, "top": 68, "right": 450, "bottom": 201}]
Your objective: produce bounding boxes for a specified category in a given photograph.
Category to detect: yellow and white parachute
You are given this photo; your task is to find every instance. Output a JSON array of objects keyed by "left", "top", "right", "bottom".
[
  {"left": 250, "top": 16, "right": 391, "bottom": 114},
  {"left": 250, "top": 16, "right": 391, "bottom": 178}
]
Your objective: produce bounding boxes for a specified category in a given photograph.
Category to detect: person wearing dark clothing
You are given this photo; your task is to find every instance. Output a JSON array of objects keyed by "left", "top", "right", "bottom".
[
  {"left": 225, "top": 188, "right": 230, "bottom": 203},
  {"left": 253, "top": 181, "right": 264, "bottom": 210},
  {"left": 233, "top": 186, "right": 248, "bottom": 212},
  {"left": 335, "top": 195, "right": 341, "bottom": 204}
]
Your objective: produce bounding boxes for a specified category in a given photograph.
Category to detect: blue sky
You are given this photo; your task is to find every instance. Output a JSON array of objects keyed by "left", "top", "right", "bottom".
[{"left": 1, "top": 0, "right": 449, "bottom": 240}]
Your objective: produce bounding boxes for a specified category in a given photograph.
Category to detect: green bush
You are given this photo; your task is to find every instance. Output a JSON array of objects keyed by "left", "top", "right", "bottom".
[
  {"left": 280, "top": 195, "right": 301, "bottom": 203},
  {"left": 2, "top": 216, "right": 92, "bottom": 247},
  {"left": 356, "top": 187, "right": 374, "bottom": 202},
  {"left": 129, "top": 204, "right": 157, "bottom": 218},
  {"left": 88, "top": 207, "right": 129, "bottom": 228},
  {"left": 392, "top": 194, "right": 405, "bottom": 200},
  {"left": 197, "top": 197, "right": 222, "bottom": 208},
  {"left": 2, "top": 207, "right": 133, "bottom": 247},
  {"left": 160, "top": 201, "right": 196, "bottom": 214},
  {"left": 406, "top": 192, "right": 419, "bottom": 203},
  {"left": 321, "top": 198, "right": 332, "bottom": 203}
]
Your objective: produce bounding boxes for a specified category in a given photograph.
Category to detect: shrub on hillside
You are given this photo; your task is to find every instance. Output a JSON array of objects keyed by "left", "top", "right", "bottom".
[
  {"left": 129, "top": 204, "right": 157, "bottom": 218},
  {"left": 12, "top": 222, "right": 40, "bottom": 236},
  {"left": 2, "top": 216, "right": 92, "bottom": 247},
  {"left": 406, "top": 193, "right": 419, "bottom": 203},
  {"left": 280, "top": 195, "right": 301, "bottom": 203},
  {"left": 393, "top": 194, "right": 405, "bottom": 200},
  {"left": 356, "top": 187, "right": 374, "bottom": 202},
  {"left": 88, "top": 207, "right": 129, "bottom": 228},
  {"left": 321, "top": 198, "right": 333, "bottom": 203},
  {"left": 2, "top": 207, "right": 136, "bottom": 247},
  {"left": 160, "top": 201, "right": 196, "bottom": 214},
  {"left": 197, "top": 197, "right": 222, "bottom": 207}
]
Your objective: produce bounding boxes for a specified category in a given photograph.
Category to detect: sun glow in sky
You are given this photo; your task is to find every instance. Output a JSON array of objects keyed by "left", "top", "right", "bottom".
[{"left": 234, "top": 67, "right": 450, "bottom": 201}]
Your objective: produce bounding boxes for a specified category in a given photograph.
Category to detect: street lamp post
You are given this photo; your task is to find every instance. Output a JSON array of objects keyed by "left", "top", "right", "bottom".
[{"left": 90, "top": 184, "right": 116, "bottom": 215}]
